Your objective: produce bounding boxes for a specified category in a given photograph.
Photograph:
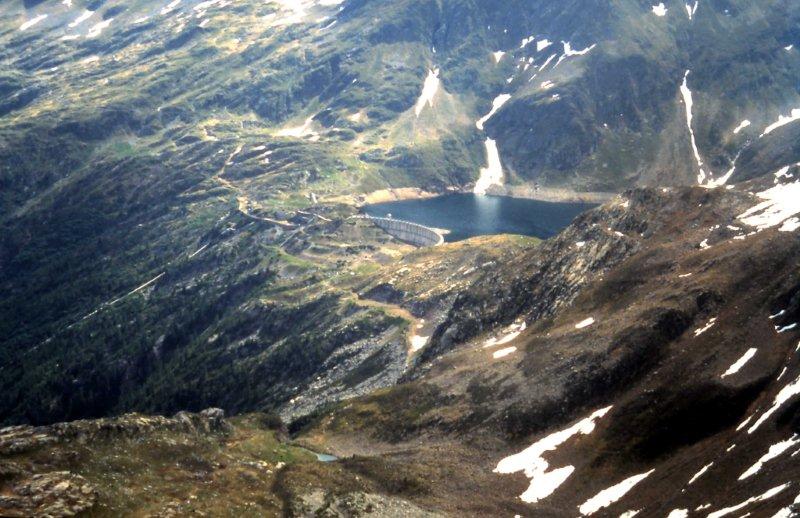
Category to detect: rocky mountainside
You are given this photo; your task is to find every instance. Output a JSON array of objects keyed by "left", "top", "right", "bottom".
[
  {"left": 2, "top": 0, "right": 800, "bottom": 516},
  {"left": 295, "top": 178, "right": 800, "bottom": 517}
]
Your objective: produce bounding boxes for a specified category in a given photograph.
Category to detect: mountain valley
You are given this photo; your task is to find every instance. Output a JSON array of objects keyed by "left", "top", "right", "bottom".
[{"left": 1, "top": 0, "right": 800, "bottom": 516}]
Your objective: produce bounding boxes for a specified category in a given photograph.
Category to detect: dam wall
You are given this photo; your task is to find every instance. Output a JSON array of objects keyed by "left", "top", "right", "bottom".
[{"left": 359, "top": 216, "right": 445, "bottom": 247}]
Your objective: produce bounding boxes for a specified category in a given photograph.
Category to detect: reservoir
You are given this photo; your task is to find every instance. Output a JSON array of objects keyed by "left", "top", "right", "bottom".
[{"left": 363, "top": 194, "right": 596, "bottom": 242}]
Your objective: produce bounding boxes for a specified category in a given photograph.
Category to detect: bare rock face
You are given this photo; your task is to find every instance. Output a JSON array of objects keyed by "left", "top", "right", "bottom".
[
  {"left": 0, "top": 471, "right": 96, "bottom": 518},
  {"left": 0, "top": 408, "right": 230, "bottom": 456},
  {"left": 174, "top": 407, "right": 231, "bottom": 434}
]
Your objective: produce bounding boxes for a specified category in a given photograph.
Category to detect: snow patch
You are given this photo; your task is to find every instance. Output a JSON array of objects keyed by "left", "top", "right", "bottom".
[
  {"left": 483, "top": 322, "right": 526, "bottom": 348},
  {"left": 780, "top": 217, "right": 800, "bottom": 232},
  {"left": 694, "top": 317, "right": 717, "bottom": 336},
  {"left": 575, "top": 317, "right": 595, "bottom": 329},
  {"left": 563, "top": 42, "right": 596, "bottom": 56},
  {"left": 86, "top": 18, "right": 113, "bottom": 38},
  {"left": 493, "top": 347, "right": 517, "bottom": 359},
  {"left": 414, "top": 69, "right": 440, "bottom": 117},
  {"left": 495, "top": 406, "right": 613, "bottom": 504},
  {"left": 776, "top": 323, "right": 797, "bottom": 333},
  {"left": 276, "top": 116, "right": 319, "bottom": 141},
  {"left": 738, "top": 174, "right": 800, "bottom": 231},
  {"left": 733, "top": 120, "right": 751, "bottom": 134},
  {"left": 474, "top": 139, "right": 504, "bottom": 195},
  {"left": 411, "top": 335, "right": 429, "bottom": 352}
]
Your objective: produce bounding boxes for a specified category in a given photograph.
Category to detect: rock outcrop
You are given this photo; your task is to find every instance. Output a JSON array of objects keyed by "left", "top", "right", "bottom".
[{"left": 0, "top": 409, "right": 229, "bottom": 517}]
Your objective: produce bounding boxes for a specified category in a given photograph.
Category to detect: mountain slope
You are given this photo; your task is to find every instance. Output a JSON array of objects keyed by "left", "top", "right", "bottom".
[{"left": 3, "top": 176, "right": 800, "bottom": 516}]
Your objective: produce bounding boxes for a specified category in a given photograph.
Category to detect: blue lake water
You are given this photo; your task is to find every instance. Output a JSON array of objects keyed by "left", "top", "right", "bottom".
[
  {"left": 314, "top": 453, "right": 338, "bottom": 462},
  {"left": 363, "top": 194, "right": 596, "bottom": 242}
]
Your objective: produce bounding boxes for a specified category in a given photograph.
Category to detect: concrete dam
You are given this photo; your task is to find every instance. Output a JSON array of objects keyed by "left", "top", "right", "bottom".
[{"left": 359, "top": 216, "right": 445, "bottom": 247}]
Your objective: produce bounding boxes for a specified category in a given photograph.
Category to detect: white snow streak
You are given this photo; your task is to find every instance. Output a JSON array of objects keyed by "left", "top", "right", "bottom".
[
  {"left": 761, "top": 109, "right": 800, "bottom": 137},
  {"left": 739, "top": 435, "right": 800, "bottom": 479},
  {"left": 188, "top": 244, "right": 208, "bottom": 259},
  {"left": 538, "top": 53, "right": 557, "bottom": 71},
  {"left": 578, "top": 470, "right": 655, "bottom": 516},
  {"left": 686, "top": 1, "right": 699, "bottom": 19},
  {"left": 69, "top": 10, "right": 94, "bottom": 28},
  {"left": 707, "top": 483, "right": 791, "bottom": 518},
  {"left": 680, "top": 71, "right": 706, "bottom": 183},
  {"left": 20, "top": 14, "right": 47, "bottom": 31},
  {"left": 748, "top": 375, "right": 800, "bottom": 433},
  {"left": 721, "top": 348, "right": 757, "bottom": 378},
  {"left": 771, "top": 490, "right": 800, "bottom": 518},
  {"left": 687, "top": 462, "right": 713, "bottom": 485},
  {"left": 476, "top": 94, "right": 511, "bottom": 130},
  {"left": 161, "top": 0, "right": 182, "bottom": 15}
]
